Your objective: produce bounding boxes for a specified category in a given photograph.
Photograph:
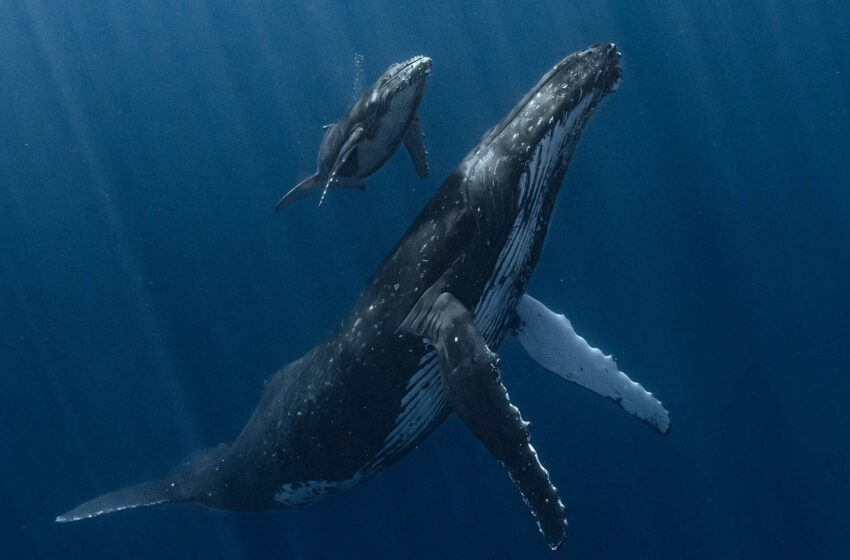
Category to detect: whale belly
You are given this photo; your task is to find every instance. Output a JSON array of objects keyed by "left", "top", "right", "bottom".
[
  {"left": 273, "top": 351, "right": 447, "bottom": 508},
  {"left": 357, "top": 87, "right": 418, "bottom": 175}
]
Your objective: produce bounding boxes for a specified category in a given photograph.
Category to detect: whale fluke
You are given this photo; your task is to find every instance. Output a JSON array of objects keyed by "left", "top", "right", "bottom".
[
  {"left": 275, "top": 174, "right": 319, "bottom": 213},
  {"left": 55, "top": 479, "right": 174, "bottom": 523}
]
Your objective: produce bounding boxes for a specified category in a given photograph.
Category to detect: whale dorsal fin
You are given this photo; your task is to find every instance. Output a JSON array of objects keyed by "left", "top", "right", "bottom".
[
  {"left": 400, "top": 291, "right": 568, "bottom": 550},
  {"left": 403, "top": 116, "right": 429, "bottom": 178},
  {"left": 512, "top": 294, "right": 670, "bottom": 434}
]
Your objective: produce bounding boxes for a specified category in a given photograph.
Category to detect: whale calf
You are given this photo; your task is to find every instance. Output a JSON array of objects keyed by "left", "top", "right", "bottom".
[
  {"left": 59, "top": 44, "right": 668, "bottom": 550},
  {"left": 275, "top": 55, "right": 432, "bottom": 211}
]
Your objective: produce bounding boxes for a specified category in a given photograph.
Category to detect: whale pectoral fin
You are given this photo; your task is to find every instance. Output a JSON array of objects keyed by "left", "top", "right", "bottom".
[
  {"left": 403, "top": 115, "right": 429, "bottom": 178},
  {"left": 320, "top": 127, "right": 365, "bottom": 206},
  {"left": 275, "top": 174, "right": 321, "bottom": 212},
  {"left": 513, "top": 294, "right": 670, "bottom": 434},
  {"left": 401, "top": 292, "right": 568, "bottom": 550},
  {"left": 55, "top": 478, "right": 175, "bottom": 523}
]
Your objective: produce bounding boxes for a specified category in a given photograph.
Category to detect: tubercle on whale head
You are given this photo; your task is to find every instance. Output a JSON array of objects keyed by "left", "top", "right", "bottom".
[
  {"left": 478, "top": 43, "right": 621, "bottom": 157},
  {"left": 457, "top": 44, "right": 622, "bottom": 219},
  {"left": 383, "top": 55, "right": 432, "bottom": 81},
  {"left": 377, "top": 55, "right": 432, "bottom": 97}
]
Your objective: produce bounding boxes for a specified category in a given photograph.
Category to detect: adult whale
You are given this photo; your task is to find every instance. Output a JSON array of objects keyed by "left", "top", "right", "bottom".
[{"left": 57, "top": 44, "right": 668, "bottom": 550}]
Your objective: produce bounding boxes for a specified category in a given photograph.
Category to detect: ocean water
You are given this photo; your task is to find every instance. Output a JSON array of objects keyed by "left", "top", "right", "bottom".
[{"left": 2, "top": 1, "right": 849, "bottom": 558}]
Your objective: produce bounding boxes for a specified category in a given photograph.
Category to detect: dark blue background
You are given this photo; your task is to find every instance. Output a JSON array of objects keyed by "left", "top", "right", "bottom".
[{"left": 2, "top": 1, "right": 848, "bottom": 558}]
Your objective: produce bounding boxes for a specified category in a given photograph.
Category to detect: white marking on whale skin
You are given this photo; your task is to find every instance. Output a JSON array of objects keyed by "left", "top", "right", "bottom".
[
  {"left": 54, "top": 499, "right": 167, "bottom": 523},
  {"left": 275, "top": 478, "right": 361, "bottom": 508},
  {"left": 377, "top": 351, "right": 447, "bottom": 461},
  {"left": 504, "top": 440, "right": 567, "bottom": 549},
  {"left": 474, "top": 95, "right": 593, "bottom": 345},
  {"left": 274, "top": 353, "right": 448, "bottom": 508}
]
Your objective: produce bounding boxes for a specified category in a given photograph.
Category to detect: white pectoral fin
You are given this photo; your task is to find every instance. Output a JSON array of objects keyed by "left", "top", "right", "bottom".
[
  {"left": 513, "top": 294, "right": 670, "bottom": 434},
  {"left": 319, "top": 127, "right": 364, "bottom": 206}
]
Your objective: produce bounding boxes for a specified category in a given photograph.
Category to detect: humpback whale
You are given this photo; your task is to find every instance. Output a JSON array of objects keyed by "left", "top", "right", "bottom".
[
  {"left": 275, "top": 55, "right": 432, "bottom": 211},
  {"left": 58, "top": 44, "right": 668, "bottom": 550}
]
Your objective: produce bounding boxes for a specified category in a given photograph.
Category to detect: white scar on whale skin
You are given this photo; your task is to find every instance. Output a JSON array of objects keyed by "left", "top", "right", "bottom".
[{"left": 275, "top": 479, "right": 360, "bottom": 508}]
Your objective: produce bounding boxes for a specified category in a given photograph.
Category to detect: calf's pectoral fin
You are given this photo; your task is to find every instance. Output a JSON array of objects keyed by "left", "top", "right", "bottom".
[
  {"left": 513, "top": 294, "right": 670, "bottom": 434},
  {"left": 400, "top": 291, "right": 568, "bottom": 550},
  {"left": 403, "top": 115, "right": 429, "bottom": 178},
  {"left": 320, "top": 127, "right": 365, "bottom": 206}
]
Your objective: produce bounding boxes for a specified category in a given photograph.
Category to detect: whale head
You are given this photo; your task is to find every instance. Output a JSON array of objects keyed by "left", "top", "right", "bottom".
[
  {"left": 460, "top": 43, "right": 621, "bottom": 229},
  {"left": 376, "top": 55, "right": 433, "bottom": 104}
]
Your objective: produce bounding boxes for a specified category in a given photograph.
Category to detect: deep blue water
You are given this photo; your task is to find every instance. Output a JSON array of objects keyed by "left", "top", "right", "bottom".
[{"left": 2, "top": 1, "right": 849, "bottom": 558}]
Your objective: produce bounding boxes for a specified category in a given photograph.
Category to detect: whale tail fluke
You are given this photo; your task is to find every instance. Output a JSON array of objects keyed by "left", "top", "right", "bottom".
[
  {"left": 275, "top": 174, "right": 319, "bottom": 213},
  {"left": 55, "top": 478, "right": 176, "bottom": 523},
  {"left": 275, "top": 173, "right": 366, "bottom": 213}
]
